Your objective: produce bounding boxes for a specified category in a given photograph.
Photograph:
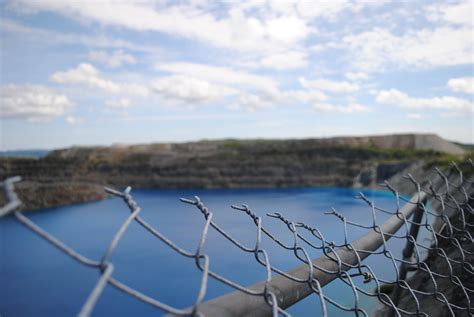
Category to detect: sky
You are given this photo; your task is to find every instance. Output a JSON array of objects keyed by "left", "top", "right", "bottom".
[{"left": 0, "top": 0, "right": 473, "bottom": 150}]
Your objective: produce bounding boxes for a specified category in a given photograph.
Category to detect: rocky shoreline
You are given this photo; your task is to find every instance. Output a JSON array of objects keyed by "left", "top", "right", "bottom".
[{"left": 0, "top": 134, "right": 468, "bottom": 211}]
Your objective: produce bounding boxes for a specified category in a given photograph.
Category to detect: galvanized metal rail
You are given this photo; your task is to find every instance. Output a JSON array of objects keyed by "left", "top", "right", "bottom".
[{"left": 184, "top": 192, "right": 427, "bottom": 317}]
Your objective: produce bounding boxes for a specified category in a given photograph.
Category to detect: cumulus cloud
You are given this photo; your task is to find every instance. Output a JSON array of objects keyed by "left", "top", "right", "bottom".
[
  {"left": 88, "top": 50, "right": 136, "bottom": 68},
  {"left": 6, "top": 1, "right": 471, "bottom": 74},
  {"left": 299, "top": 78, "right": 359, "bottom": 93},
  {"left": 1, "top": 18, "right": 158, "bottom": 53},
  {"left": 51, "top": 63, "right": 149, "bottom": 97},
  {"left": 156, "top": 62, "right": 278, "bottom": 92},
  {"left": 51, "top": 63, "right": 120, "bottom": 93},
  {"left": 9, "top": 1, "right": 311, "bottom": 53},
  {"left": 407, "top": 113, "right": 422, "bottom": 120},
  {"left": 296, "top": 1, "right": 351, "bottom": 19},
  {"left": 0, "top": 84, "right": 73, "bottom": 121},
  {"left": 264, "top": 15, "right": 309, "bottom": 45},
  {"left": 284, "top": 90, "right": 328, "bottom": 103},
  {"left": 260, "top": 51, "right": 308, "bottom": 70},
  {"left": 343, "top": 26, "right": 473, "bottom": 71},
  {"left": 345, "top": 72, "right": 368, "bottom": 81},
  {"left": 50, "top": 62, "right": 330, "bottom": 111},
  {"left": 313, "top": 103, "right": 371, "bottom": 113},
  {"left": 231, "top": 93, "right": 273, "bottom": 111},
  {"left": 229, "top": 87, "right": 328, "bottom": 111},
  {"left": 439, "top": 112, "right": 465, "bottom": 118},
  {"left": 427, "top": 0, "right": 473, "bottom": 27},
  {"left": 152, "top": 75, "right": 236, "bottom": 104},
  {"left": 447, "top": 77, "right": 474, "bottom": 94},
  {"left": 376, "top": 89, "right": 473, "bottom": 112},
  {"left": 155, "top": 60, "right": 336, "bottom": 110},
  {"left": 6, "top": 0, "right": 395, "bottom": 57},
  {"left": 106, "top": 98, "right": 133, "bottom": 108},
  {"left": 65, "top": 115, "right": 83, "bottom": 124}
]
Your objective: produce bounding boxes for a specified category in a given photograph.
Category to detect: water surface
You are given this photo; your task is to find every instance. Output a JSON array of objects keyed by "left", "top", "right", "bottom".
[{"left": 1, "top": 187, "right": 422, "bottom": 316}]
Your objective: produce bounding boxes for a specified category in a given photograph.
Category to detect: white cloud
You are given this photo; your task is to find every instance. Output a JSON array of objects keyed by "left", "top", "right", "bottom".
[
  {"left": 284, "top": 90, "right": 328, "bottom": 103},
  {"left": 447, "top": 77, "right": 474, "bottom": 94},
  {"left": 299, "top": 78, "right": 360, "bottom": 93},
  {"left": 120, "top": 83, "right": 150, "bottom": 98},
  {"left": 88, "top": 50, "right": 136, "bottom": 68},
  {"left": 9, "top": 1, "right": 310, "bottom": 53},
  {"left": 0, "top": 84, "right": 73, "bottom": 121},
  {"left": 231, "top": 93, "right": 273, "bottom": 111},
  {"left": 439, "top": 112, "right": 465, "bottom": 118},
  {"left": 264, "top": 15, "right": 309, "bottom": 44},
  {"left": 51, "top": 63, "right": 149, "bottom": 97},
  {"left": 51, "top": 63, "right": 120, "bottom": 93},
  {"left": 343, "top": 26, "right": 473, "bottom": 71},
  {"left": 296, "top": 1, "right": 351, "bottom": 20},
  {"left": 152, "top": 75, "right": 236, "bottom": 104},
  {"left": 427, "top": 0, "right": 473, "bottom": 27},
  {"left": 106, "top": 98, "right": 133, "bottom": 108},
  {"left": 155, "top": 62, "right": 278, "bottom": 92},
  {"left": 345, "top": 72, "right": 368, "bottom": 81},
  {"left": 260, "top": 51, "right": 308, "bottom": 70},
  {"left": 230, "top": 88, "right": 329, "bottom": 111},
  {"left": 50, "top": 62, "right": 329, "bottom": 111},
  {"left": 227, "top": 86, "right": 328, "bottom": 111},
  {"left": 376, "top": 89, "right": 473, "bottom": 112},
  {"left": 157, "top": 58, "right": 336, "bottom": 110},
  {"left": 313, "top": 103, "right": 371, "bottom": 113},
  {"left": 155, "top": 60, "right": 334, "bottom": 110},
  {"left": 407, "top": 113, "right": 422, "bottom": 120},
  {"left": 65, "top": 115, "right": 83, "bottom": 124},
  {"left": 0, "top": 18, "right": 158, "bottom": 53}
]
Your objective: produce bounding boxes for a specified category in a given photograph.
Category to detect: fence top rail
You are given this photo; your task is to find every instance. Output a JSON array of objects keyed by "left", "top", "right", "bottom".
[{"left": 182, "top": 191, "right": 427, "bottom": 317}]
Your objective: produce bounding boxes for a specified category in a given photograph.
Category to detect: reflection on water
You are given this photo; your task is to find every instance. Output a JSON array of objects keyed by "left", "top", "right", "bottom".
[{"left": 1, "top": 187, "right": 424, "bottom": 316}]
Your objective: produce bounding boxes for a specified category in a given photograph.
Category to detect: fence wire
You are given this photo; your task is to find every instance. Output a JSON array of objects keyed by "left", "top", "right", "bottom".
[{"left": 1, "top": 160, "right": 473, "bottom": 317}]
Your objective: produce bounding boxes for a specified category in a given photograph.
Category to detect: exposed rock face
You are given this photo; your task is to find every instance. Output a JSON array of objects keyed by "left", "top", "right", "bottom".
[
  {"left": 0, "top": 134, "right": 466, "bottom": 210},
  {"left": 352, "top": 162, "right": 414, "bottom": 189},
  {"left": 13, "top": 181, "right": 107, "bottom": 210},
  {"left": 330, "top": 134, "right": 465, "bottom": 155}
]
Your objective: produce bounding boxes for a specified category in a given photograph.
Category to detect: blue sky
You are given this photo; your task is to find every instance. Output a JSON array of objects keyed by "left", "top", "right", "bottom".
[{"left": 0, "top": 0, "right": 473, "bottom": 150}]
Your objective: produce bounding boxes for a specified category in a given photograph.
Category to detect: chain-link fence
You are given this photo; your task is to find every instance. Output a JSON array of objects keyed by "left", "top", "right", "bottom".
[{"left": 1, "top": 160, "right": 473, "bottom": 316}]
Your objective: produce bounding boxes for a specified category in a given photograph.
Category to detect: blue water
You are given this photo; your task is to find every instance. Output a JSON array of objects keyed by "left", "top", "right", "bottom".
[{"left": 1, "top": 187, "right": 420, "bottom": 316}]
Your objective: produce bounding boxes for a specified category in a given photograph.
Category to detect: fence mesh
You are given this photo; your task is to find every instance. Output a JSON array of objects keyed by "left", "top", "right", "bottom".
[{"left": 1, "top": 160, "right": 473, "bottom": 317}]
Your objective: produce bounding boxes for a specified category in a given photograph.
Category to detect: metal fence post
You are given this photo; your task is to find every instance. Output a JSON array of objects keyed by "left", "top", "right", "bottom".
[{"left": 390, "top": 197, "right": 426, "bottom": 316}]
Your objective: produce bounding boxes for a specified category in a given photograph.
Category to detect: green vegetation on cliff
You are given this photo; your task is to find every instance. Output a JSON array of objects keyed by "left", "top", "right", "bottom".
[{"left": 1, "top": 134, "right": 470, "bottom": 210}]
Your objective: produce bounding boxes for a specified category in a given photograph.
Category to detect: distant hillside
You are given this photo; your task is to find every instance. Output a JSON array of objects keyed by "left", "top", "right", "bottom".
[
  {"left": 47, "top": 133, "right": 465, "bottom": 161},
  {"left": 0, "top": 133, "right": 470, "bottom": 210},
  {"left": 454, "top": 142, "right": 474, "bottom": 151},
  {"left": 0, "top": 150, "right": 50, "bottom": 159},
  {"left": 328, "top": 134, "right": 465, "bottom": 155}
]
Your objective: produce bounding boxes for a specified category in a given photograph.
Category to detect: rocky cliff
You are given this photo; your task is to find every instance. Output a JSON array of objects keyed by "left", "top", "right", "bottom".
[{"left": 0, "top": 134, "right": 468, "bottom": 210}]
